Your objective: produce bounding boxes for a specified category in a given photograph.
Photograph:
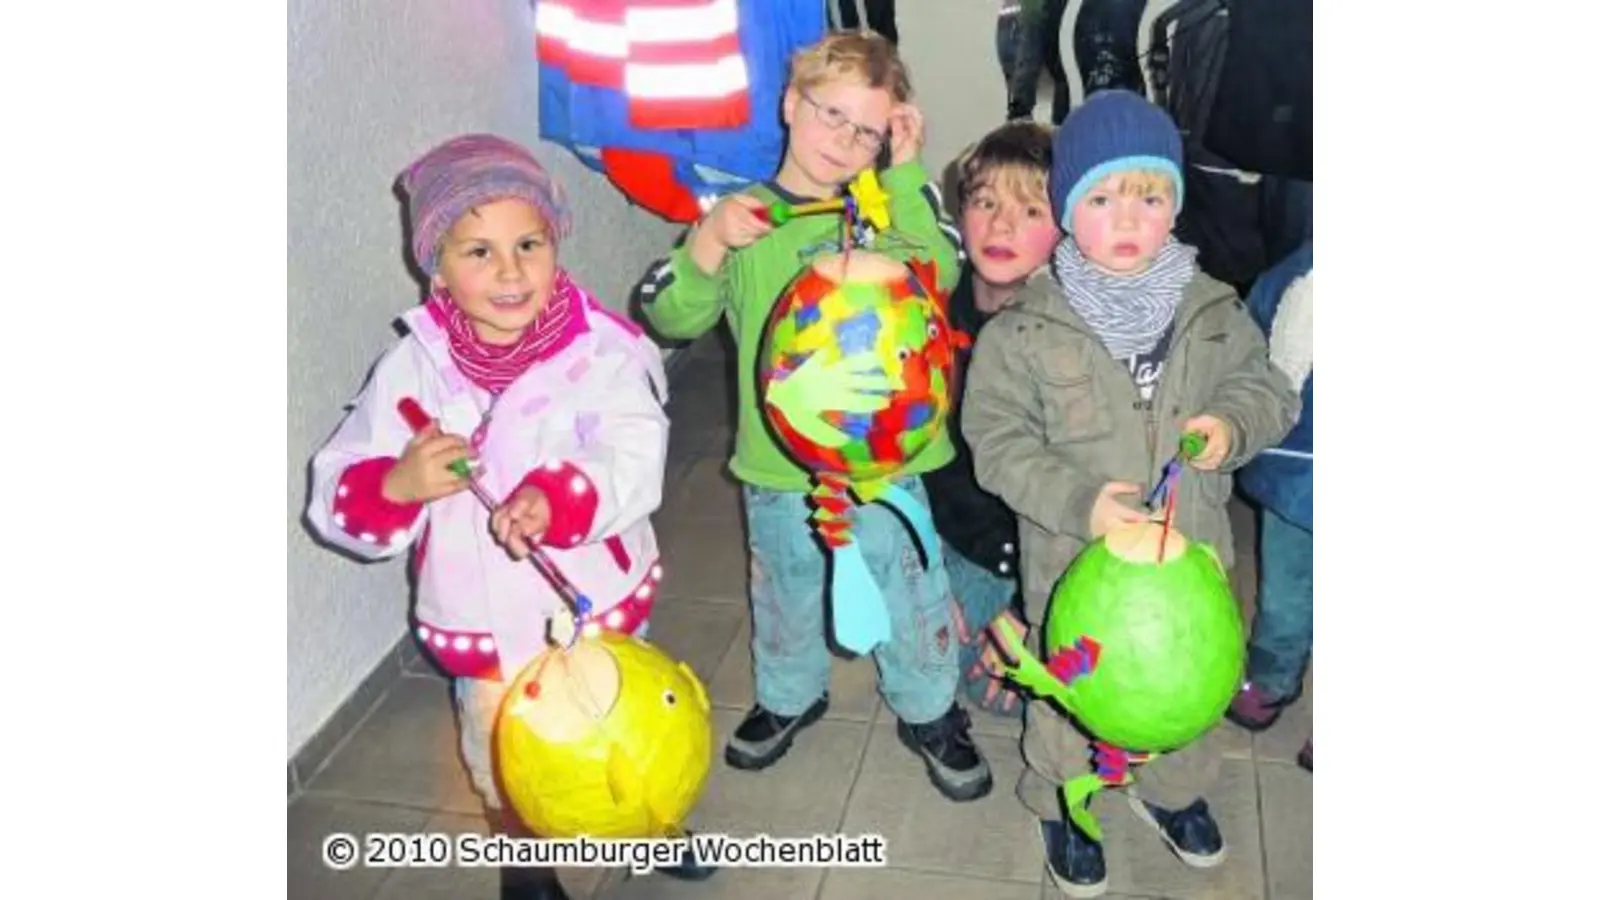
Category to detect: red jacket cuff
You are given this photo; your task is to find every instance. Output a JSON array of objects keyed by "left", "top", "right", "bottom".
[
  {"left": 516, "top": 461, "right": 600, "bottom": 548},
  {"left": 333, "top": 457, "right": 423, "bottom": 546}
]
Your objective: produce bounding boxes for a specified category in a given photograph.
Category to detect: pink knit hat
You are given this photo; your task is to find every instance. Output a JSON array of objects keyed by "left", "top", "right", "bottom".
[{"left": 398, "top": 134, "right": 573, "bottom": 276}]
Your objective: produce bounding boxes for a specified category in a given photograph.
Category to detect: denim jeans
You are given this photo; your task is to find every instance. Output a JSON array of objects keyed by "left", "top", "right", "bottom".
[
  {"left": 945, "top": 545, "right": 1018, "bottom": 675},
  {"left": 1007, "top": 0, "right": 1070, "bottom": 123},
  {"left": 743, "top": 477, "right": 958, "bottom": 725},
  {"left": 1246, "top": 507, "right": 1313, "bottom": 699}
]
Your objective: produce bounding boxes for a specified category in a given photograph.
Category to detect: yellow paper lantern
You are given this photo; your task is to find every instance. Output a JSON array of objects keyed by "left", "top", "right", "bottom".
[{"left": 493, "top": 630, "right": 714, "bottom": 838}]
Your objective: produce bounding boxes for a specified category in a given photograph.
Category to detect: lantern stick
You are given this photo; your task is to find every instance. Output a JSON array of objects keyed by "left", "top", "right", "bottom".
[{"left": 396, "top": 397, "right": 588, "bottom": 649}]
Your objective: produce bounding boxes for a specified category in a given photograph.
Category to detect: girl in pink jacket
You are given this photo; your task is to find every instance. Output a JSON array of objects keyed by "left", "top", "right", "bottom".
[{"left": 306, "top": 134, "right": 710, "bottom": 897}]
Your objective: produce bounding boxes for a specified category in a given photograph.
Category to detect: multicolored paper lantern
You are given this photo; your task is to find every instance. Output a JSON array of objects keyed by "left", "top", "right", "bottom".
[
  {"left": 994, "top": 521, "right": 1245, "bottom": 839},
  {"left": 758, "top": 251, "right": 965, "bottom": 654},
  {"left": 494, "top": 630, "right": 714, "bottom": 838}
]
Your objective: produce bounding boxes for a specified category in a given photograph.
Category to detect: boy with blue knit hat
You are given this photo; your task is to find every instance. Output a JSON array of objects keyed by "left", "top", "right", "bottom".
[{"left": 962, "top": 90, "right": 1298, "bottom": 897}]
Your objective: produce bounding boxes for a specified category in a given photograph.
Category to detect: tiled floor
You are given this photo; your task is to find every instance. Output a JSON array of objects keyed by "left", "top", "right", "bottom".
[{"left": 288, "top": 329, "right": 1313, "bottom": 899}]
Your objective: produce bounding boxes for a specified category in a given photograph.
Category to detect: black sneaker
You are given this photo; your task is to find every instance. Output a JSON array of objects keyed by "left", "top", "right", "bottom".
[
  {"left": 653, "top": 830, "right": 717, "bottom": 882},
  {"left": 895, "top": 703, "right": 993, "bottom": 802},
  {"left": 1039, "top": 818, "right": 1107, "bottom": 898},
  {"left": 1129, "top": 795, "right": 1227, "bottom": 868},
  {"left": 724, "top": 694, "right": 829, "bottom": 770}
]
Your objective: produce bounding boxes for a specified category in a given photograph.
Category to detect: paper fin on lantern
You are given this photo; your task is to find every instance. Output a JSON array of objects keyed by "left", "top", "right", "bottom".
[
  {"left": 830, "top": 542, "right": 892, "bottom": 654},
  {"left": 605, "top": 745, "right": 642, "bottom": 811},
  {"left": 865, "top": 480, "right": 943, "bottom": 572},
  {"left": 905, "top": 258, "right": 942, "bottom": 304},
  {"left": 1046, "top": 636, "right": 1102, "bottom": 684},
  {"left": 991, "top": 618, "right": 1077, "bottom": 711},
  {"left": 1063, "top": 775, "right": 1107, "bottom": 842}
]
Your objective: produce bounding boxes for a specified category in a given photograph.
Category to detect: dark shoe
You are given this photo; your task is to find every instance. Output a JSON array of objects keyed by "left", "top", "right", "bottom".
[
  {"left": 1297, "top": 737, "right": 1312, "bottom": 772},
  {"left": 896, "top": 704, "right": 993, "bottom": 802},
  {"left": 652, "top": 830, "right": 718, "bottom": 881},
  {"left": 1039, "top": 818, "right": 1107, "bottom": 898},
  {"left": 1129, "top": 796, "right": 1227, "bottom": 868},
  {"left": 485, "top": 808, "right": 571, "bottom": 900},
  {"left": 724, "top": 695, "right": 829, "bottom": 770},
  {"left": 1225, "top": 681, "right": 1299, "bottom": 732}
]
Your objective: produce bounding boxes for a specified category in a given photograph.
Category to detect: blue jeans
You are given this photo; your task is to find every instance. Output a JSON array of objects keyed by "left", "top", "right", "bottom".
[
  {"left": 1247, "top": 507, "right": 1313, "bottom": 699},
  {"left": 743, "top": 477, "right": 958, "bottom": 725},
  {"left": 945, "top": 546, "right": 1017, "bottom": 673}
]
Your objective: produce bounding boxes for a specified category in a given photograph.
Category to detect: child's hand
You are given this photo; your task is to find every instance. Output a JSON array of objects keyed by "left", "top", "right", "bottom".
[
  {"left": 1090, "top": 481, "right": 1150, "bottom": 538},
  {"left": 381, "top": 423, "right": 473, "bottom": 504},
  {"left": 887, "top": 103, "right": 925, "bottom": 167},
  {"left": 490, "top": 486, "right": 552, "bottom": 560},
  {"left": 1181, "top": 415, "right": 1232, "bottom": 470},
  {"left": 703, "top": 194, "right": 774, "bottom": 250}
]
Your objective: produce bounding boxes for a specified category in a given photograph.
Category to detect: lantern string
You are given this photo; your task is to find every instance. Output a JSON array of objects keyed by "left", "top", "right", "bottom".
[{"left": 1157, "top": 471, "right": 1179, "bottom": 563}]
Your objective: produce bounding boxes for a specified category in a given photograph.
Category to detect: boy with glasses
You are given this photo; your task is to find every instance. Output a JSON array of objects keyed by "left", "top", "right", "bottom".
[{"left": 634, "top": 30, "right": 990, "bottom": 802}]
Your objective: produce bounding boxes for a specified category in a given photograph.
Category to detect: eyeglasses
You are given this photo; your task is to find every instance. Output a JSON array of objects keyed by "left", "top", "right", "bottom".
[{"left": 798, "top": 90, "right": 888, "bottom": 152}]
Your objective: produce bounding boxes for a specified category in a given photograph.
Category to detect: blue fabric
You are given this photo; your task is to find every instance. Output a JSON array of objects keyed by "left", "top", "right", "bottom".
[
  {"left": 1246, "top": 506, "right": 1313, "bottom": 699},
  {"left": 1050, "top": 89, "right": 1185, "bottom": 228},
  {"left": 1236, "top": 240, "right": 1313, "bottom": 530},
  {"left": 536, "top": 0, "right": 827, "bottom": 202},
  {"left": 743, "top": 477, "right": 958, "bottom": 725},
  {"left": 945, "top": 544, "right": 1023, "bottom": 716},
  {"left": 829, "top": 543, "right": 893, "bottom": 654}
]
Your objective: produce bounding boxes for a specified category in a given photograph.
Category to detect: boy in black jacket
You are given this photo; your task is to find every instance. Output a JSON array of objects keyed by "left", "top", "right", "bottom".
[{"left": 926, "top": 121, "right": 1058, "bottom": 717}]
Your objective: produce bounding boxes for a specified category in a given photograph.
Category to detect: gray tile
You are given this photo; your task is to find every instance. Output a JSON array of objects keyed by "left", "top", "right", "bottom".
[
  {"left": 370, "top": 810, "right": 611, "bottom": 900},
  {"left": 660, "top": 457, "right": 745, "bottom": 526},
  {"left": 840, "top": 724, "right": 1038, "bottom": 884},
  {"left": 707, "top": 616, "right": 883, "bottom": 723},
  {"left": 688, "top": 708, "right": 871, "bottom": 836},
  {"left": 302, "top": 675, "right": 483, "bottom": 815},
  {"left": 1253, "top": 667, "right": 1312, "bottom": 765},
  {"left": 821, "top": 866, "right": 1042, "bottom": 899},
  {"left": 1211, "top": 718, "right": 1255, "bottom": 761},
  {"left": 370, "top": 811, "right": 497, "bottom": 900},
  {"left": 1100, "top": 759, "right": 1266, "bottom": 899},
  {"left": 1259, "top": 760, "right": 1313, "bottom": 900},
  {"left": 288, "top": 795, "right": 431, "bottom": 900},
  {"left": 1037, "top": 886, "right": 1164, "bottom": 900},
  {"left": 664, "top": 361, "right": 736, "bottom": 434},
  {"left": 965, "top": 701, "right": 1027, "bottom": 740},
  {"left": 656, "top": 517, "right": 752, "bottom": 605},
  {"left": 642, "top": 599, "right": 746, "bottom": 690},
  {"left": 599, "top": 860, "right": 822, "bottom": 899},
  {"left": 293, "top": 643, "right": 404, "bottom": 786},
  {"left": 403, "top": 644, "right": 448, "bottom": 679}
]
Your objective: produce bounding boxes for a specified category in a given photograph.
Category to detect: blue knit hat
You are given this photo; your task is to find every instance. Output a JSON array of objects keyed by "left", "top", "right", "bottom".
[{"left": 1050, "top": 90, "right": 1185, "bottom": 232}]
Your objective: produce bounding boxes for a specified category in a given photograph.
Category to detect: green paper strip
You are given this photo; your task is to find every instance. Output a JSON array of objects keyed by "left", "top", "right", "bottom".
[{"left": 1063, "top": 775, "right": 1106, "bottom": 842}]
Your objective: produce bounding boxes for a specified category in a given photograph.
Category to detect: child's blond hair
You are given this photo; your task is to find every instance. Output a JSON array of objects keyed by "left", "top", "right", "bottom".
[
  {"left": 788, "top": 30, "right": 911, "bottom": 102},
  {"left": 1094, "top": 170, "right": 1177, "bottom": 200}
]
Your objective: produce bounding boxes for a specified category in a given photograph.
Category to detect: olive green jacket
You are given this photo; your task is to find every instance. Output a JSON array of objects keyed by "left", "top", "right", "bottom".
[{"left": 962, "top": 267, "right": 1299, "bottom": 606}]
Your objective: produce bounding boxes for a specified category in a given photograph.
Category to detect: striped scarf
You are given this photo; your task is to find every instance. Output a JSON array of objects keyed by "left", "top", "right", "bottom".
[
  {"left": 425, "top": 268, "right": 591, "bottom": 395},
  {"left": 1051, "top": 237, "right": 1197, "bottom": 359}
]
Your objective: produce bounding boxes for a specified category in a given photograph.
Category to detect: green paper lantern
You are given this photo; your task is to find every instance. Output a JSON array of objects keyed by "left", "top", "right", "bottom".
[{"left": 1002, "top": 523, "right": 1246, "bottom": 753}]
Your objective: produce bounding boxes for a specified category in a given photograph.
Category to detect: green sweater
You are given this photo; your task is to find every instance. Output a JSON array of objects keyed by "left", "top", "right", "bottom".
[{"left": 637, "top": 161, "right": 964, "bottom": 492}]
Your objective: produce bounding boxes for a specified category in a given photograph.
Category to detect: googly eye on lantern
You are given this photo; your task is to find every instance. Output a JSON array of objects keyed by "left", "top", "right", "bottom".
[
  {"left": 663, "top": 689, "right": 678, "bottom": 707},
  {"left": 896, "top": 347, "right": 912, "bottom": 362}
]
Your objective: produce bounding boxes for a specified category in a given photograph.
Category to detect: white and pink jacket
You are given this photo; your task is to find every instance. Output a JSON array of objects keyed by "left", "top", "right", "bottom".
[{"left": 306, "top": 291, "right": 669, "bottom": 682}]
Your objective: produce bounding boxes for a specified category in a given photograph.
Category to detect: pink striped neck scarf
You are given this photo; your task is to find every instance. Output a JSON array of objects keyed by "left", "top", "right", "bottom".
[{"left": 425, "top": 268, "right": 592, "bottom": 395}]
